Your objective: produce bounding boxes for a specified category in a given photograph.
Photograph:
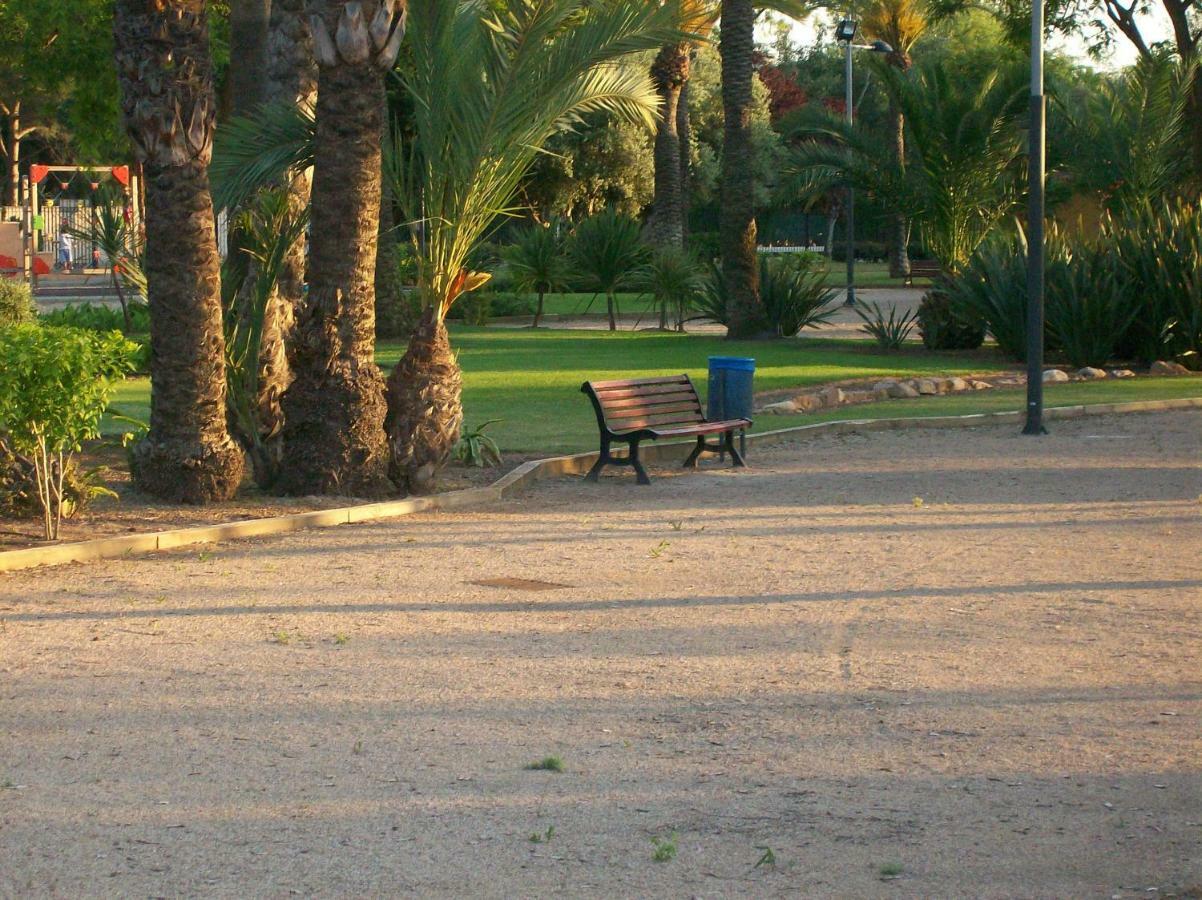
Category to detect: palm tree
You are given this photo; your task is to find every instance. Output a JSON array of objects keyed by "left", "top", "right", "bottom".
[
  {"left": 385, "top": 0, "right": 678, "bottom": 494},
  {"left": 113, "top": 0, "right": 244, "bottom": 502},
  {"left": 646, "top": 1, "right": 718, "bottom": 249},
  {"left": 860, "top": 0, "right": 928, "bottom": 279},
  {"left": 502, "top": 225, "right": 570, "bottom": 328},
  {"left": 569, "top": 209, "right": 650, "bottom": 331},
  {"left": 275, "top": 0, "right": 406, "bottom": 497},
  {"left": 789, "top": 62, "right": 1027, "bottom": 274},
  {"left": 719, "top": 0, "right": 763, "bottom": 337}
]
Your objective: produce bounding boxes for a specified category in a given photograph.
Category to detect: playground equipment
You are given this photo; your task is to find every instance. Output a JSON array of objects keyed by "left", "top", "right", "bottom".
[{"left": 1, "top": 164, "right": 141, "bottom": 287}]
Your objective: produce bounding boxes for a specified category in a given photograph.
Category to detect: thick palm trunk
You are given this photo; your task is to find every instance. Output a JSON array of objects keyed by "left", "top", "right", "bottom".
[
  {"left": 114, "top": 0, "right": 244, "bottom": 502},
  {"left": 228, "top": 0, "right": 316, "bottom": 488},
  {"left": 647, "top": 44, "right": 688, "bottom": 249},
  {"left": 385, "top": 308, "right": 462, "bottom": 494},
  {"left": 887, "top": 100, "right": 911, "bottom": 278},
  {"left": 678, "top": 75, "right": 692, "bottom": 247},
  {"left": 228, "top": 0, "right": 271, "bottom": 116},
  {"left": 719, "top": 0, "right": 762, "bottom": 338},
  {"left": 374, "top": 96, "right": 409, "bottom": 339},
  {"left": 278, "top": 0, "right": 404, "bottom": 496}
]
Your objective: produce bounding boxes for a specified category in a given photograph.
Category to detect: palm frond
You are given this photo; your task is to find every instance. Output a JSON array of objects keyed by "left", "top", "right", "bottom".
[{"left": 211, "top": 100, "right": 316, "bottom": 213}]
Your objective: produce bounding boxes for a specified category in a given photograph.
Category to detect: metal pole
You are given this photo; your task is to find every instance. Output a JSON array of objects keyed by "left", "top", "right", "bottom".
[
  {"left": 844, "top": 40, "right": 856, "bottom": 307},
  {"left": 1023, "top": 0, "right": 1046, "bottom": 434}
]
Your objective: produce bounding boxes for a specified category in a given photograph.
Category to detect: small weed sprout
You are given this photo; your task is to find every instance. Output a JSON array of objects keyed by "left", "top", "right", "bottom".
[
  {"left": 651, "top": 833, "right": 678, "bottom": 862},
  {"left": 333, "top": 633, "right": 350, "bottom": 646},
  {"left": 649, "top": 540, "right": 670, "bottom": 558},
  {"left": 878, "top": 862, "right": 904, "bottom": 879},
  {"left": 529, "top": 825, "right": 556, "bottom": 843},
  {"left": 352, "top": 740, "right": 365, "bottom": 755},
  {"left": 668, "top": 520, "right": 683, "bottom": 531},
  {"left": 754, "top": 846, "right": 776, "bottom": 868},
  {"left": 272, "top": 630, "right": 292, "bottom": 645},
  {"left": 525, "top": 756, "right": 564, "bottom": 772}
]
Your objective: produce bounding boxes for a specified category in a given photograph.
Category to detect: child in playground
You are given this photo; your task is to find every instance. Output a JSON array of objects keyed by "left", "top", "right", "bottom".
[{"left": 57, "top": 232, "right": 73, "bottom": 272}]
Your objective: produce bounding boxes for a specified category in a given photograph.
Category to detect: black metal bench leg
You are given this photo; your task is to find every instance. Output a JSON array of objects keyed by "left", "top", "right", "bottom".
[
  {"left": 682, "top": 435, "right": 706, "bottom": 468},
  {"left": 585, "top": 438, "right": 610, "bottom": 482},
  {"left": 629, "top": 439, "right": 651, "bottom": 485},
  {"left": 725, "top": 429, "right": 747, "bottom": 468}
]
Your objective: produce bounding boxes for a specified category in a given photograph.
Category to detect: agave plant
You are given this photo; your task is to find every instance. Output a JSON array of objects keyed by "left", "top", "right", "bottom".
[
  {"left": 569, "top": 209, "right": 651, "bottom": 331},
  {"left": 501, "top": 225, "right": 570, "bottom": 328},
  {"left": 758, "top": 254, "right": 837, "bottom": 337},
  {"left": 383, "top": 0, "right": 681, "bottom": 494},
  {"left": 855, "top": 300, "right": 918, "bottom": 350}
]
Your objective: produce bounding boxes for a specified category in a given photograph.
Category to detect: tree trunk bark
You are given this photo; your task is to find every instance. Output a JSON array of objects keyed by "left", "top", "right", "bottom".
[
  {"left": 227, "top": 0, "right": 272, "bottom": 118},
  {"left": 277, "top": 42, "right": 391, "bottom": 496},
  {"left": 719, "top": 0, "right": 762, "bottom": 338},
  {"left": 678, "top": 74, "right": 692, "bottom": 247},
  {"left": 646, "top": 44, "right": 688, "bottom": 249},
  {"left": 384, "top": 308, "right": 462, "bottom": 494},
  {"left": 887, "top": 99, "right": 911, "bottom": 278},
  {"left": 2, "top": 103, "right": 20, "bottom": 208},
  {"left": 114, "top": 0, "right": 244, "bottom": 502},
  {"left": 374, "top": 93, "right": 409, "bottom": 339}
]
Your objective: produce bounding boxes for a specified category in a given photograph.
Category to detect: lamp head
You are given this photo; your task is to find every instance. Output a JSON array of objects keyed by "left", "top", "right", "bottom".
[
  {"left": 869, "top": 39, "right": 894, "bottom": 53},
  {"left": 835, "top": 18, "right": 857, "bottom": 42}
]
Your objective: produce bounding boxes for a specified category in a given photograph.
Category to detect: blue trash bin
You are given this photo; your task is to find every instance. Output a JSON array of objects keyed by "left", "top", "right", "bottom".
[
  {"left": 707, "top": 356, "right": 755, "bottom": 422},
  {"left": 707, "top": 357, "right": 754, "bottom": 458}
]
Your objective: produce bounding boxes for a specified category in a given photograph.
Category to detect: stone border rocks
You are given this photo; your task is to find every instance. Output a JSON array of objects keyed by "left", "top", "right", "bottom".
[{"left": 2, "top": 395, "right": 1200, "bottom": 574}]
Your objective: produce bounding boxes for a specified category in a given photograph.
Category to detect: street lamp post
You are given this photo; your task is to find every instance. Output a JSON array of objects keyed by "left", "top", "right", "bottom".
[
  {"left": 1023, "top": 0, "right": 1047, "bottom": 434},
  {"left": 835, "top": 19, "right": 892, "bottom": 308}
]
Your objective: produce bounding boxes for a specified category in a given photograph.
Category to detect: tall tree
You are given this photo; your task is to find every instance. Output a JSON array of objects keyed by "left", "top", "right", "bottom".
[
  {"left": 719, "top": 0, "right": 764, "bottom": 336},
  {"left": 861, "top": 0, "right": 928, "bottom": 278},
  {"left": 386, "top": 0, "right": 675, "bottom": 494},
  {"left": 227, "top": 0, "right": 272, "bottom": 116},
  {"left": 276, "top": 0, "right": 405, "bottom": 496},
  {"left": 113, "top": 0, "right": 244, "bottom": 502}
]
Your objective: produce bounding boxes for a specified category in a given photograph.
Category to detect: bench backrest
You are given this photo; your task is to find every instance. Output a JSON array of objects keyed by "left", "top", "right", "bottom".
[{"left": 582, "top": 375, "right": 705, "bottom": 435}]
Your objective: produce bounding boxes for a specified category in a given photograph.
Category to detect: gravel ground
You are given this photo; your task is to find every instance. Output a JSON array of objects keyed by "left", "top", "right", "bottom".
[{"left": 2, "top": 410, "right": 1200, "bottom": 898}]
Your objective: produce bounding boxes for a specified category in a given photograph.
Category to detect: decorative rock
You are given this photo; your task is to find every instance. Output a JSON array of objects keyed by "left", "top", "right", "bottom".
[
  {"left": 1042, "top": 369, "right": 1070, "bottom": 383},
  {"left": 843, "top": 390, "right": 872, "bottom": 404},
  {"left": 873, "top": 381, "right": 898, "bottom": 393},
  {"left": 761, "top": 400, "right": 798, "bottom": 415},
  {"left": 822, "top": 386, "right": 845, "bottom": 406},
  {"left": 888, "top": 382, "right": 920, "bottom": 399},
  {"left": 873, "top": 388, "right": 892, "bottom": 401},
  {"left": 1110, "top": 369, "right": 1135, "bottom": 378},
  {"left": 971, "top": 380, "right": 992, "bottom": 390},
  {"left": 793, "top": 394, "right": 823, "bottom": 413},
  {"left": 916, "top": 379, "right": 938, "bottom": 395},
  {"left": 1077, "top": 367, "right": 1107, "bottom": 380},
  {"left": 1150, "top": 360, "right": 1190, "bottom": 375},
  {"left": 947, "top": 377, "right": 969, "bottom": 392}
]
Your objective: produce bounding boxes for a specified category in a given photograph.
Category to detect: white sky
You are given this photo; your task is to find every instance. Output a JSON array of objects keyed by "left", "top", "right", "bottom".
[{"left": 758, "top": 7, "right": 1177, "bottom": 70}]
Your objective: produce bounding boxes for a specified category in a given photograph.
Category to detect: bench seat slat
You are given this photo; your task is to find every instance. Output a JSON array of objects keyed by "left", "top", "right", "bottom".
[
  {"left": 590, "top": 382, "right": 695, "bottom": 401},
  {"left": 648, "top": 419, "right": 751, "bottom": 438},
  {"left": 605, "top": 401, "right": 701, "bottom": 422},
  {"left": 612, "top": 411, "right": 706, "bottom": 431},
  {"left": 596, "top": 391, "right": 700, "bottom": 412},
  {"left": 590, "top": 375, "right": 690, "bottom": 390}
]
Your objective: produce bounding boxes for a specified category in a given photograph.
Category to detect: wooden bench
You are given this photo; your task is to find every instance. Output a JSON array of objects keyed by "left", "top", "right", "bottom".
[
  {"left": 903, "top": 259, "right": 941, "bottom": 285},
  {"left": 580, "top": 375, "right": 751, "bottom": 485}
]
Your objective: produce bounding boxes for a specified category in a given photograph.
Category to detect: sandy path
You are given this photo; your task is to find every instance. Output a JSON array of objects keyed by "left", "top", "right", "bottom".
[{"left": 2, "top": 411, "right": 1200, "bottom": 898}]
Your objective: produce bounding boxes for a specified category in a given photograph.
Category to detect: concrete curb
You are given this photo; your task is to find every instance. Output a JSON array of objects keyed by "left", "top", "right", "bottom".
[{"left": 3, "top": 396, "right": 1199, "bottom": 574}]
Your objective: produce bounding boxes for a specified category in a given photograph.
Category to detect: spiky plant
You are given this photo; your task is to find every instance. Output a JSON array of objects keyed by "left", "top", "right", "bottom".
[
  {"left": 568, "top": 209, "right": 650, "bottom": 331},
  {"left": 65, "top": 204, "right": 145, "bottom": 333},
  {"left": 502, "top": 225, "right": 570, "bottom": 328},
  {"left": 385, "top": 0, "right": 679, "bottom": 494},
  {"left": 636, "top": 245, "right": 707, "bottom": 330}
]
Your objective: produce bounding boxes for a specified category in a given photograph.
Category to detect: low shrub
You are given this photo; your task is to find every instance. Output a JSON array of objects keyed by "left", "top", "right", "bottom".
[
  {"left": 0, "top": 324, "right": 138, "bottom": 540},
  {"left": 41, "top": 300, "right": 150, "bottom": 335},
  {"left": 940, "top": 236, "right": 1029, "bottom": 360},
  {"left": 855, "top": 300, "right": 917, "bottom": 350},
  {"left": 1046, "top": 247, "right": 1139, "bottom": 369},
  {"left": 0, "top": 280, "right": 36, "bottom": 327},
  {"left": 917, "top": 283, "right": 986, "bottom": 350}
]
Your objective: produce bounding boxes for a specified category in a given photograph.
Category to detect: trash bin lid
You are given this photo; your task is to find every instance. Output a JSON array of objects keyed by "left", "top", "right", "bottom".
[{"left": 707, "top": 356, "right": 755, "bottom": 372}]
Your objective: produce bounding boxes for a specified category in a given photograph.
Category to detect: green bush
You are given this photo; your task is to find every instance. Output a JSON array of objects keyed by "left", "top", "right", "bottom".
[
  {"left": 1046, "top": 247, "right": 1139, "bottom": 369},
  {"left": 0, "top": 280, "right": 36, "bottom": 327},
  {"left": 941, "top": 236, "right": 1029, "bottom": 359},
  {"left": 0, "top": 324, "right": 137, "bottom": 540},
  {"left": 1109, "top": 199, "right": 1202, "bottom": 369},
  {"left": 759, "top": 253, "right": 838, "bottom": 337},
  {"left": 917, "top": 283, "right": 986, "bottom": 350},
  {"left": 41, "top": 301, "right": 150, "bottom": 335}
]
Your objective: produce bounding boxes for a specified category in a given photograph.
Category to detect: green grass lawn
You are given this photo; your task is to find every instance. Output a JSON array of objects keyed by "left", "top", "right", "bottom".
[{"left": 106, "top": 327, "right": 1202, "bottom": 456}]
